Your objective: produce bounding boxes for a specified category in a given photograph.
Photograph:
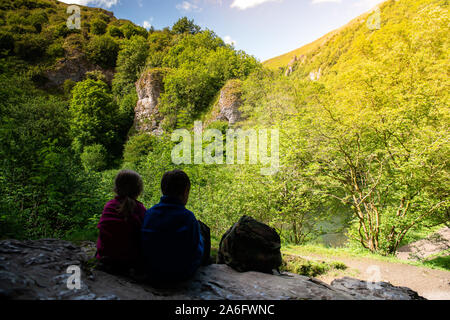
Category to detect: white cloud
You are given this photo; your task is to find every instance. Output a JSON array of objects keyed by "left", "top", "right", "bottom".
[
  {"left": 58, "top": 0, "right": 119, "bottom": 8},
  {"left": 311, "top": 0, "right": 341, "bottom": 4},
  {"left": 223, "top": 35, "right": 237, "bottom": 46},
  {"left": 142, "top": 20, "right": 152, "bottom": 30},
  {"left": 230, "top": 0, "right": 281, "bottom": 10},
  {"left": 176, "top": 1, "right": 203, "bottom": 12}
]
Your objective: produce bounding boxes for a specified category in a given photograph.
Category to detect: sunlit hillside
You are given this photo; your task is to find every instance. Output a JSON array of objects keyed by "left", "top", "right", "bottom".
[{"left": 263, "top": 1, "right": 386, "bottom": 70}]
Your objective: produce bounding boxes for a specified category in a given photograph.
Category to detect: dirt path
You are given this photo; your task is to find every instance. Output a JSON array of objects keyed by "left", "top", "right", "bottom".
[{"left": 297, "top": 252, "right": 450, "bottom": 300}]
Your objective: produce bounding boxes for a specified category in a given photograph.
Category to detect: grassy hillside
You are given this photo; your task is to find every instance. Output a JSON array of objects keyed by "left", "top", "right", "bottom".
[
  {"left": 239, "top": 0, "right": 449, "bottom": 254},
  {"left": 263, "top": 1, "right": 386, "bottom": 70},
  {"left": 0, "top": 0, "right": 148, "bottom": 81},
  {"left": 263, "top": 29, "right": 341, "bottom": 70}
]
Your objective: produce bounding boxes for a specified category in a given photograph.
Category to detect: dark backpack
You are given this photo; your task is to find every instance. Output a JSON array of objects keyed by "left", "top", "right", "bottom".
[{"left": 217, "top": 215, "right": 282, "bottom": 273}]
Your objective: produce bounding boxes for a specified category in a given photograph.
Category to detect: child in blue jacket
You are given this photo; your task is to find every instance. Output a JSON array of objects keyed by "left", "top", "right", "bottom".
[{"left": 141, "top": 170, "right": 211, "bottom": 282}]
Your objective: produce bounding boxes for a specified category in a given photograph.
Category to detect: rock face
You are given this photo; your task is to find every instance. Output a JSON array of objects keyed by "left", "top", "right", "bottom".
[
  {"left": 0, "top": 239, "right": 425, "bottom": 300},
  {"left": 309, "top": 67, "right": 322, "bottom": 81},
  {"left": 285, "top": 55, "right": 298, "bottom": 76},
  {"left": 44, "top": 35, "right": 113, "bottom": 88},
  {"left": 331, "top": 277, "right": 426, "bottom": 300},
  {"left": 396, "top": 227, "right": 450, "bottom": 261},
  {"left": 214, "top": 79, "right": 243, "bottom": 125},
  {"left": 134, "top": 69, "right": 166, "bottom": 135}
]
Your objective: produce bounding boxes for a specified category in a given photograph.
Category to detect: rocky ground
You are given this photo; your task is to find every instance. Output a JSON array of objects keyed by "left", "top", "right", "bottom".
[
  {"left": 0, "top": 239, "right": 425, "bottom": 300},
  {"left": 291, "top": 252, "right": 450, "bottom": 300},
  {"left": 396, "top": 227, "right": 450, "bottom": 261}
]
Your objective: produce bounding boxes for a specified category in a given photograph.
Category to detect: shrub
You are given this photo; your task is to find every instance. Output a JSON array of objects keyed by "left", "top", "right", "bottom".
[
  {"left": 0, "top": 31, "right": 14, "bottom": 55},
  {"left": 90, "top": 18, "right": 107, "bottom": 35},
  {"left": 28, "top": 10, "right": 48, "bottom": 33},
  {"left": 14, "top": 34, "right": 47, "bottom": 61},
  {"left": 69, "top": 79, "right": 119, "bottom": 155},
  {"left": 206, "top": 120, "right": 229, "bottom": 134},
  {"left": 120, "top": 22, "right": 148, "bottom": 39},
  {"left": 63, "top": 79, "right": 76, "bottom": 97},
  {"left": 81, "top": 144, "right": 107, "bottom": 171},
  {"left": 123, "top": 134, "right": 157, "bottom": 165},
  {"left": 107, "top": 25, "right": 123, "bottom": 38},
  {"left": 85, "top": 70, "right": 107, "bottom": 83},
  {"left": 46, "top": 41, "right": 64, "bottom": 58},
  {"left": 281, "top": 255, "right": 347, "bottom": 277},
  {"left": 86, "top": 35, "right": 119, "bottom": 69}
]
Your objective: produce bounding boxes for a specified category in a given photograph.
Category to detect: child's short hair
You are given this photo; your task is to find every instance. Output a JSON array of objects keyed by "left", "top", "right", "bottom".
[{"left": 161, "top": 170, "right": 190, "bottom": 197}]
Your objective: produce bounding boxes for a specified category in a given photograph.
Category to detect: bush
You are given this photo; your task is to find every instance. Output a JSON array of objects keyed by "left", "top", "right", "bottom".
[
  {"left": 46, "top": 41, "right": 64, "bottom": 58},
  {"left": 281, "top": 255, "right": 347, "bottom": 277},
  {"left": 86, "top": 35, "right": 119, "bottom": 69},
  {"left": 85, "top": 70, "right": 107, "bottom": 83},
  {"left": 112, "top": 35, "right": 149, "bottom": 96},
  {"left": 69, "top": 79, "right": 119, "bottom": 155},
  {"left": 206, "top": 120, "right": 229, "bottom": 134},
  {"left": 28, "top": 10, "right": 48, "bottom": 33},
  {"left": 0, "top": 31, "right": 14, "bottom": 55},
  {"left": 90, "top": 18, "right": 107, "bottom": 35},
  {"left": 14, "top": 34, "right": 47, "bottom": 61},
  {"left": 107, "top": 25, "right": 123, "bottom": 38},
  {"left": 54, "top": 22, "right": 69, "bottom": 38},
  {"left": 63, "top": 79, "right": 76, "bottom": 97},
  {"left": 120, "top": 22, "right": 148, "bottom": 39},
  {"left": 81, "top": 144, "right": 107, "bottom": 171},
  {"left": 123, "top": 134, "right": 157, "bottom": 165}
]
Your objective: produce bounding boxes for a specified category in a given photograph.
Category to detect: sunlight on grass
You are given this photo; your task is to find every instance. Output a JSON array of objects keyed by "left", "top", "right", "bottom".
[{"left": 281, "top": 244, "right": 450, "bottom": 272}]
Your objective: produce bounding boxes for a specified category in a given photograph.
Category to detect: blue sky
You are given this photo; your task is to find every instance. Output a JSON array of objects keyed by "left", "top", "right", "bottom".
[{"left": 59, "top": 0, "right": 386, "bottom": 61}]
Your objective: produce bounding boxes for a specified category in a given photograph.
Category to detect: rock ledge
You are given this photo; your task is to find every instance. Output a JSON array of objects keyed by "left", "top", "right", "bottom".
[{"left": 0, "top": 239, "right": 425, "bottom": 300}]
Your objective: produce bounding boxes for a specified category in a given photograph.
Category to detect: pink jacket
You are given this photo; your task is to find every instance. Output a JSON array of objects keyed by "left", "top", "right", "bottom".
[{"left": 96, "top": 196, "right": 146, "bottom": 266}]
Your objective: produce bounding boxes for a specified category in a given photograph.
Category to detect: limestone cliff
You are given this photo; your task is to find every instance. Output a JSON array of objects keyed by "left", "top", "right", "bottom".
[
  {"left": 284, "top": 55, "right": 298, "bottom": 76},
  {"left": 44, "top": 34, "right": 114, "bottom": 88},
  {"left": 211, "top": 79, "right": 243, "bottom": 126},
  {"left": 133, "top": 68, "right": 166, "bottom": 135}
]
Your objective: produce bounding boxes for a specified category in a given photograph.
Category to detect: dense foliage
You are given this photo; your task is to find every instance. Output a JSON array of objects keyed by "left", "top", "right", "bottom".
[
  {"left": 243, "top": 0, "right": 449, "bottom": 253},
  {"left": 0, "top": 0, "right": 448, "bottom": 259}
]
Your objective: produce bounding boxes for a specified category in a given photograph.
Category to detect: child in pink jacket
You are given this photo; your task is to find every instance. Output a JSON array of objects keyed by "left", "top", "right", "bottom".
[{"left": 96, "top": 170, "right": 146, "bottom": 271}]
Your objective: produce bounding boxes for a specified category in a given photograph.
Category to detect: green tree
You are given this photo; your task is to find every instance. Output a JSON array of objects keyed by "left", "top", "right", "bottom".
[
  {"left": 123, "top": 133, "right": 157, "bottom": 166},
  {"left": 158, "top": 30, "right": 259, "bottom": 129},
  {"left": 69, "top": 79, "right": 119, "bottom": 157},
  {"left": 107, "top": 25, "right": 123, "bottom": 38},
  {"left": 90, "top": 18, "right": 107, "bottom": 35},
  {"left": 81, "top": 144, "right": 107, "bottom": 171},
  {"left": 112, "top": 35, "right": 149, "bottom": 96},
  {"left": 86, "top": 35, "right": 119, "bottom": 69},
  {"left": 172, "top": 17, "right": 201, "bottom": 35},
  {"left": 147, "top": 30, "right": 173, "bottom": 67},
  {"left": 120, "top": 22, "right": 148, "bottom": 39}
]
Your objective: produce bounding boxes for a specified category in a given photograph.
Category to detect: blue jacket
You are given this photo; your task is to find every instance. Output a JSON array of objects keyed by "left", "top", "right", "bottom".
[{"left": 141, "top": 196, "right": 204, "bottom": 282}]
